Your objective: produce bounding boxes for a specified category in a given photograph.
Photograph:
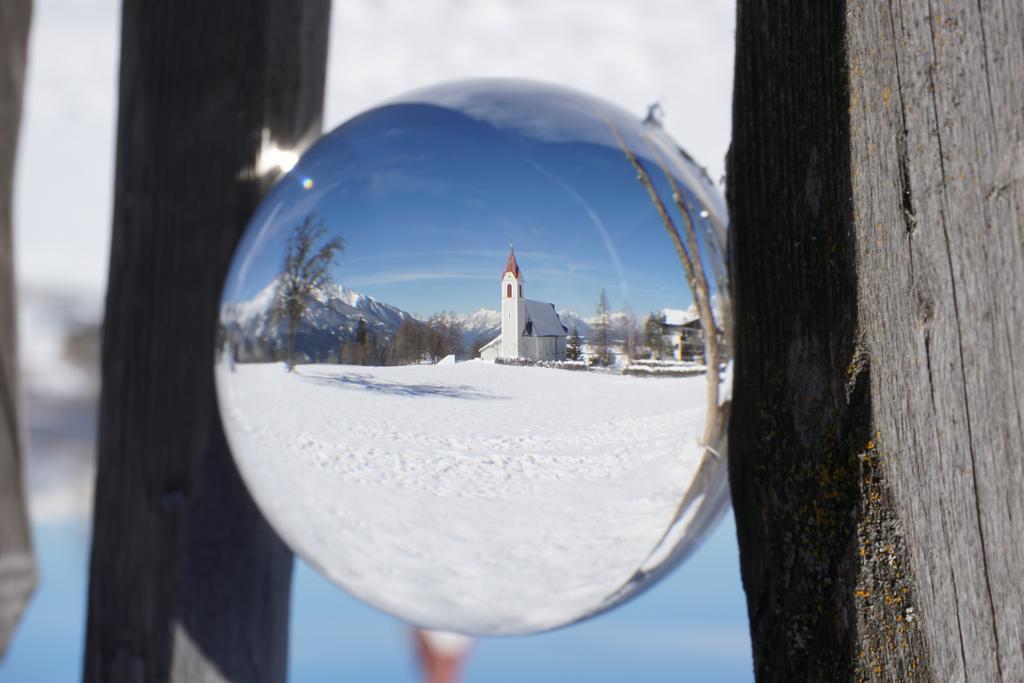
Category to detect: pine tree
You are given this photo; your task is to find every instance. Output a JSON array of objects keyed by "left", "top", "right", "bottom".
[
  {"left": 644, "top": 311, "right": 666, "bottom": 359},
  {"left": 566, "top": 327, "right": 583, "bottom": 361},
  {"left": 591, "top": 289, "right": 613, "bottom": 366},
  {"left": 354, "top": 317, "right": 370, "bottom": 365}
]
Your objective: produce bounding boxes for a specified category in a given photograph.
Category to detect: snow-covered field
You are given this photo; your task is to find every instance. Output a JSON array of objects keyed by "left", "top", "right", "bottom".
[{"left": 217, "top": 359, "right": 708, "bottom": 634}]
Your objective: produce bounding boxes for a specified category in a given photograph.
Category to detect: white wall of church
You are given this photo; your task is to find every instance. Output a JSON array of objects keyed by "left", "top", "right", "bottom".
[
  {"left": 479, "top": 341, "right": 500, "bottom": 361},
  {"left": 500, "top": 271, "right": 524, "bottom": 359},
  {"left": 520, "top": 336, "right": 567, "bottom": 362}
]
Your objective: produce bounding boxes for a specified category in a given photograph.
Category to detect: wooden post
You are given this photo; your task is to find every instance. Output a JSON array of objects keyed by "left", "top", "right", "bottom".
[
  {"left": 728, "top": 0, "right": 1023, "bottom": 679},
  {"left": 83, "top": 2, "right": 331, "bottom": 681},
  {"left": 0, "top": 0, "right": 36, "bottom": 659}
]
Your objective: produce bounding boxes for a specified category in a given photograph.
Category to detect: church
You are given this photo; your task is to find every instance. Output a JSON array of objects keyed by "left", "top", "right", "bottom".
[{"left": 478, "top": 246, "right": 568, "bottom": 362}]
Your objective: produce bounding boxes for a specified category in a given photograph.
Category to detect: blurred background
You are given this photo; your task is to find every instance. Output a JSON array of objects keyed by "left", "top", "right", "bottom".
[{"left": 1, "top": 0, "right": 749, "bottom": 680}]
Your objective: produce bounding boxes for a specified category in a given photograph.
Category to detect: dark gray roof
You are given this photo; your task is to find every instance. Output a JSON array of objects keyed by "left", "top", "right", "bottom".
[{"left": 523, "top": 299, "right": 568, "bottom": 337}]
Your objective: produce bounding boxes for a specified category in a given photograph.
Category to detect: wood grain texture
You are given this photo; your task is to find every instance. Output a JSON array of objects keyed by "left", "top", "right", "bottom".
[
  {"left": 849, "top": 1, "right": 1024, "bottom": 680},
  {"left": 0, "top": 0, "right": 36, "bottom": 659},
  {"left": 83, "top": 2, "right": 330, "bottom": 681},
  {"left": 728, "top": 1, "right": 928, "bottom": 679},
  {"left": 731, "top": 0, "right": 1023, "bottom": 680}
]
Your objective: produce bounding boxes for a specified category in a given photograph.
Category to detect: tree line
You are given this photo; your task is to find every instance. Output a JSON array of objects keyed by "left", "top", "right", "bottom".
[{"left": 231, "top": 312, "right": 470, "bottom": 367}]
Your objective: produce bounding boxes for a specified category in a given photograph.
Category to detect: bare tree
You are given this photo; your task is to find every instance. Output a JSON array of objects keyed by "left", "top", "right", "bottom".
[
  {"left": 471, "top": 335, "right": 489, "bottom": 359},
  {"left": 0, "top": 0, "right": 35, "bottom": 657},
  {"left": 728, "top": 1, "right": 1023, "bottom": 679},
  {"left": 272, "top": 213, "right": 344, "bottom": 370},
  {"left": 391, "top": 318, "right": 428, "bottom": 365},
  {"left": 426, "top": 311, "right": 464, "bottom": 361},
  {"left": 607, "top": 123, "right": 723, "bottom": 430},
  {"left": 618, "top": 305, "right": 640, "bottom": 362}
]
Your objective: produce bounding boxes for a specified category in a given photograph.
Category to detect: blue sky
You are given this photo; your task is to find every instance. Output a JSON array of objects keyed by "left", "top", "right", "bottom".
[
  {"left": 0, "top": 514, "right": 751, "bottom": 683},
  {"left": 223, "top": 91, "right": 724, "bottom": 320}
]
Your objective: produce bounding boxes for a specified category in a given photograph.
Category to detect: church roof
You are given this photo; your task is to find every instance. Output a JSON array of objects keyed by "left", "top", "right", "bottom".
[
  {"left": 503, "top": 245, "right": 521, "bottom": 278},
  {"left": 523, "top": 299, "right": 568, "bottom": 337}
]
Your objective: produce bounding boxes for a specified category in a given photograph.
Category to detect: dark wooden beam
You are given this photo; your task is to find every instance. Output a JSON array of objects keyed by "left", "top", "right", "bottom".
[{"left": 84, "top": 2, "right": 331, "bottom": 681}]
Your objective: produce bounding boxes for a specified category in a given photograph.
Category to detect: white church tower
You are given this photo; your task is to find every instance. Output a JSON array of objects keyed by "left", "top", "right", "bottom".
[{"left": 499, "top": 244, "right": 525, "bottom": 359}]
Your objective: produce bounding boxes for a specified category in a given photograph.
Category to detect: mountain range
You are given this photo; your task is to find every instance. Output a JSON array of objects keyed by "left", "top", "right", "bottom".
[
  {"left": 221, "top": 279, "right": 688, "bottom": 361},
  {"left": 221, "top": 280, "right": 415, "bottom": 361},
  {"left": 454, "top": 308, "right": 596, "bottom": 348}
]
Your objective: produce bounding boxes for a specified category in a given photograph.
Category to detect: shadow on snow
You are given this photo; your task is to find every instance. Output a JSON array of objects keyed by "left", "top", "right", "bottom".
[{"left": 298, "top": 370, "right": 507, "bottom": 401}]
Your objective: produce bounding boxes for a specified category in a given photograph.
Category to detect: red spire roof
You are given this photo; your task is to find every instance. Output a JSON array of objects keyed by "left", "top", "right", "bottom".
[{"left": 503, "top": 243, "right": 521, "bottom": 278}]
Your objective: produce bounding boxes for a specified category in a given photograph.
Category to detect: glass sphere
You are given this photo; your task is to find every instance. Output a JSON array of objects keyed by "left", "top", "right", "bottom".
[{"left": 216, "top": 79, "right": 731, "bottom": 636}]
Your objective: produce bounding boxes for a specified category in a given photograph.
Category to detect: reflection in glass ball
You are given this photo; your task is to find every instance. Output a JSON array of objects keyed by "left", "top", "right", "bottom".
[{"left": 216, "top": 79, "right": 731, "bottom": 636}]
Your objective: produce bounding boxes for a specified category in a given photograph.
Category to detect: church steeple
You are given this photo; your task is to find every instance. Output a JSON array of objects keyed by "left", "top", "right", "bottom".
[
  {"left": 503, "top": 243, "right": 521, "bottom": 279},
  {"left": 500, "top": 243, "right": 526, "bottom": 359}
]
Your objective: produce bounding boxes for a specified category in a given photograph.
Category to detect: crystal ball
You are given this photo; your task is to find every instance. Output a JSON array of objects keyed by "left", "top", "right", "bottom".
[{"left": 216, "top": 79, "right": 731, "bottom": 635}]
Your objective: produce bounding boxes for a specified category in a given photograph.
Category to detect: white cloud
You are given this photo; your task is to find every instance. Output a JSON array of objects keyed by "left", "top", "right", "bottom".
[
  {"left": 14, "top": 0, "right": 736, "bottom": 299},
  {"left": 344, "top": 270, "right": 486, "bottom": 288},
  {"left": 14, "top": 0, "right": 120, "bottom": 298},
  {"left": 326, "top": 0, "right": 735, "bottom": 180}
]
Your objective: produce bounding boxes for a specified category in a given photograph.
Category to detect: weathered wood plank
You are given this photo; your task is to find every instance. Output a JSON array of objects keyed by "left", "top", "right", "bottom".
[
  {"left": 83, "top": 2, "right": 330, "bottom": 681},
  {"left": 731, "top": 0, "right": 1024, "bottom": 680},
  {"left": 849, "top": 1, "right": 1024, "bottom": 679},
  {"left": 728, "top": 1, "right": 928, "bottom": 679},
  {"left": 0, "top": 0, "right": 36, "bottom": 659}
]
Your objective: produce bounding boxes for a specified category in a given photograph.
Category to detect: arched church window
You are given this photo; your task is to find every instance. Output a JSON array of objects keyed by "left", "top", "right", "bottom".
[{"left": 506, "top": 283, "right": 512, "bottom": 298}]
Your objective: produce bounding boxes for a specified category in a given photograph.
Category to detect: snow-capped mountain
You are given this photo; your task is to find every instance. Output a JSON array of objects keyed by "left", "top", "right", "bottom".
[
  {"left": 557, "top": 310, "right": 594, "bottom": 338},
  {"left": 451, "top": 307, "right": 650, "bottom": 347},
  {"left": 451, "top": 307, "right": 595, "bottom": 349},
  {"left": 221, "top": 278, "right": 700, "bottom": 363},
  {"left": 221, "top": 279, "right": 415, "bottom": 362},
  {"left": 454, "top": 308, "right": 502, "bottom": 348}
]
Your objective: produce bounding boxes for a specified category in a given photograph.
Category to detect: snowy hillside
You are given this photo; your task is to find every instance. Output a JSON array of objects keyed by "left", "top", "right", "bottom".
[
  {"left": 217, "top": 360, "right": 708, "bottom": 634},
  {"left": 221, "top": 279, "right": 415, "bottom": 361}
]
